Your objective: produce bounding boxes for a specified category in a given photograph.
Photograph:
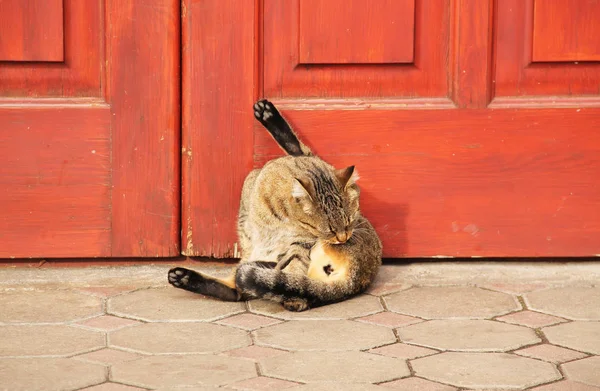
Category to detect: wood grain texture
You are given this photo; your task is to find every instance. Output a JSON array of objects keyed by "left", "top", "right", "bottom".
[
  {"left": 1, "top": 1, "right": 180, "bottom": 259},
  {"left": 254, "top": 108, "right": 600, "bottom": 257},
  {"left": 298, "top": 0, "right": 415, "bottom": 64},
  {"left": 0, "top": 0, "right": 101, "bottom": 97},
  {"left": 0, "top": 0, "right": 64, "bottom": 62},
  {"left": 532, "top": 0, "right": 600, "bottom": 62},
  {"left": 450, "top": 0, "right": 492, "bottom": 108},
  {"left": 107, "top": 0, "right": 181, "bottom": 257},
  {"left": 181, "top": 0, "right": 255, "bottom": 257},
  {"left": 0, "top": 105, "right": 111, "bottom": 258},
  {"left": 495, "top": 0, "right": 600, "bottom": 98},
  {"left": 190, "top": 0, "right": 600, "bottom": 259},
  {"left": 264, "top": 0, "right": 449, "bottom": 98}
]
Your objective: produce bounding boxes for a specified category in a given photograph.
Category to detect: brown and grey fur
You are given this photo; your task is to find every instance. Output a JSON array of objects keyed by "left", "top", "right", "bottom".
[{"left": 168, "top": 100, "right": 382, "bottom": 311}]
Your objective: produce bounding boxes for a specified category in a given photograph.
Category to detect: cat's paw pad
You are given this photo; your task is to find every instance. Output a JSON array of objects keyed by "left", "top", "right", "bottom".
[
  {"left": 253, "top": 99, "right": 276, "bottom": 122},
  {"left": 282, "top": 298, "right": 310, "bottom": 312},
  {"left": 168, "top": 267, "right": 192, "bottom": 287}
]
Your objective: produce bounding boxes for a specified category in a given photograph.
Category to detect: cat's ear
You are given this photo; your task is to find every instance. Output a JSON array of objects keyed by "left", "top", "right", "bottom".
[
  {"left": 292, "top": 177, "right": 315, "bottom": 201},
  {"left": 335, "top": 165, "right": 359, "bottom": 190}
]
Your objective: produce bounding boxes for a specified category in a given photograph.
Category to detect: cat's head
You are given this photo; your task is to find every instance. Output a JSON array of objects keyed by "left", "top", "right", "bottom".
[{"left": 291, "top": 165, "right": 361, "bottom": 244}]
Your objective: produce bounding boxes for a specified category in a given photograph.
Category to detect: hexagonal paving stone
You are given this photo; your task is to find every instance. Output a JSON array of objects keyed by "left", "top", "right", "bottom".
[
  {"left": 0, "top": 325, "right": 104, "bottom": 356},
  {"left": 75, "top": 348, "right": 142, "bottom": 365},
  {"left": 216, "top": 313, "right": 282, "bottom": 330},
  {"left": 0, "top": 290, "right": 102, "bottom": 323},
  {"left": 381, "top": 377, "right": 457, "bottom": 390},
  {"left": 154, "top": 388, "right": 220, "bottom": 391},
  {"left": 228, "top": 376, "right": 300, "bottom": 390},
  {"left": 76, "top": 286, "right": 138, "bottom": 298},
  {"left": 108, "top": 287, "right": 244, "bottom": 321},
  {"left": 366, "top": 265, "right": 412, "bottom": 296},
  {"left": 357, "top": 312, "right": 423, "bottom": 328},
  {"left": 397, "top": 320, "right": 540, "bottom": 352},
  {"left": 369, "top": 343, "right": 437, "bottom": 360},
  {"left": 80, "top": 383, "right": 146, "bottom": 391},
  {"left": 248, "top": 295, "right": 382, "bottom": 320},
  {"left": 253, "top": 320, "right": 395, "bottom": 351},
  {"left": 77, "top": 315, "right": 141, "bottom": 331},
  {"left": 483, "top": 283, "right": 549, "bottom": 295},
  {"left": 525, "top": 287, "right": 600, "bottom": 320},
  {"left": 110, "top": 322, "right": 250, "bottom": 354},
  {"left": 384, "top": 287, "right": 520, "bottom": 319},
  {"left": 543, "top": 322, "right": 600, "bottom": 355},
  {"left": 515, "top": 344, "right": 587, "bottom": 364},
  {"left": 412, "top": 352, "right": 560, "bottom": 389},
  {"left": 561, "top": 357, "right": 600, "bottom": 388},
  {"left": 0, "top": 358, "right": 106, "bottom": 391},
  {"left": 496, "top": 310, "right": 567, "bottom": 328},
  {"left": 289, "top": 384, "right": 387, "bottom": 391},
  {"left": 112, "top": 354, "right": 256, "bottom": 388},
  {"left": 225, "top": 345, "right": 288, "bottom": 361},
  {"left": 260, "top": 351, "right": 409, "bottom": 383},
  {"left": 531, "top": 380, "right": 600, "bottom": 391}
]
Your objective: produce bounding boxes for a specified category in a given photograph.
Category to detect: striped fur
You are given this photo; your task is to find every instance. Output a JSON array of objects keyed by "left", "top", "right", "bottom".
[{"left": 168, "top": 99, "right": 382, "bottom": 311}]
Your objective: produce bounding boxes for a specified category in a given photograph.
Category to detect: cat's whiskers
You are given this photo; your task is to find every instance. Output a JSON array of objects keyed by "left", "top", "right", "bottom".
[{"left": 353, "top": 220, "right": 369, "bottom": 229}]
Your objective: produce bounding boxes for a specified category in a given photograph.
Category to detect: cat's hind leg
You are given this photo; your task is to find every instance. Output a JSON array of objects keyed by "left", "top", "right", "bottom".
[
  {"left": 253, "top": 99, "right": 312, "bottom": 157},
  {"left": 167, "top": 267, "right": 240, "bottom": 301}
]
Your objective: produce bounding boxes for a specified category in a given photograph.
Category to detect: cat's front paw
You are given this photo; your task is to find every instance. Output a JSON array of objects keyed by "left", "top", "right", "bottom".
[
  {"left": 282, "top": 298, "right": 310, "bottom": 312},
  {"left": 253, "top": 99, "right": 278, "bottom": 124},
  {"left": 168, "top": 267, "right": 193, "bottom": 288}
]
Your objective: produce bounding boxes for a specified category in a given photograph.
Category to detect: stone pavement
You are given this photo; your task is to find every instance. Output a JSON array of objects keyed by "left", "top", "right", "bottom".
[{"left": 0, "top": 261, "right": 599, "bottom": 391}]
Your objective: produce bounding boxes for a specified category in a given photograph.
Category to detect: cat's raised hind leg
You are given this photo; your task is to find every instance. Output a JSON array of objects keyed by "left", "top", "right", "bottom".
[
  {"left": 168, "top": 267, "right": 241, "bottom": 301},
  {"left": 253, "top": 99, "right": 312, "bottom": 157}
]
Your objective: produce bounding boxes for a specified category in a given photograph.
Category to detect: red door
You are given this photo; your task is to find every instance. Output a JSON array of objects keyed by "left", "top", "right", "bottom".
[
  {"left": 0, "top": 1, "right": 180, "bottom": 258},
  {"left": 183, "top": 0, "right": 600, "bottom": 258}
]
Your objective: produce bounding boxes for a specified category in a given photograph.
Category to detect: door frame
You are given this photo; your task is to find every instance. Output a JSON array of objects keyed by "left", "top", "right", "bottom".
[{"left": 182, "top": 0, "right": 255, "bottom": 257}]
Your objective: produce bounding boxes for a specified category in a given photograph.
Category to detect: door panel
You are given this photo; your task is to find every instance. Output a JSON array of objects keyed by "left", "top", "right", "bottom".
[
  {"left": 0, "top": 1, "right": 180, "bottom": 258},
  {"left": 298, "top": 0, "right": 415, "bottom": 64},
  {"left": 0, "top": 0, "right": 101, "bottom": 97},
  {"left": 1, "top": 106, "right": 111, "bottom": 256},
  {"left": 495, "top": 0, "right": 600, "bottom": 98},
  {"left": 254, "top": 109, "right": 600, "bottom": 257},
  {"left": 532, "top": 0, "right": 600, "bottom": 62},
  {"left": 0, "top": 0, "right": 64, "bottom": 62},
  {"left": 183, "top": 0, "right": 600, "bottom": 258},
  {"left": 264, "top": 0, "right": 448, "bottom": 98}
]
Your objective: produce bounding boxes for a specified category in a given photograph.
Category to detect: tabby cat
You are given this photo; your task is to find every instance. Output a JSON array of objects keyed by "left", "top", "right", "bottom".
[{"left": 168, "top": 100, "right": 382, "bottom": 311}]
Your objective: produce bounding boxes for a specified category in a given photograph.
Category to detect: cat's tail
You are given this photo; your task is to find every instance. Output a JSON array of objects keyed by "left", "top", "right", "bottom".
[
  {"left": 253, "top": 99, "right": 313, "bottom": 157},
  {"left": 235, "top": 262, "right": 355, "bottom": 310}
]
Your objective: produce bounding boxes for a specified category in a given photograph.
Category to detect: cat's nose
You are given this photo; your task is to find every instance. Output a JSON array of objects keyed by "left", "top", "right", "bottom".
[{"left": 335, "top": 232, "right": 348, "bottom": 243}]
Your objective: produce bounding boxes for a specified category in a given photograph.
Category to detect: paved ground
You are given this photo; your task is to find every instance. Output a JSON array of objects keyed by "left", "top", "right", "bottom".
[{"left": 0, "top": 261, "right": 599, "bottom": 391}]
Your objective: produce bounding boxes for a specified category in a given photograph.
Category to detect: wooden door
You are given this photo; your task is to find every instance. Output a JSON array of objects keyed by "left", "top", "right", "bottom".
[
  {"left": 183, "top": 0, "right": 600, "bottom": 258},
  {"left": 0, "top": 1, "right": 180, "bottom": 258}
]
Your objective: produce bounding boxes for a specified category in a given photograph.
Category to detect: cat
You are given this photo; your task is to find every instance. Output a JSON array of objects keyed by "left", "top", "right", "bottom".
[{"left": 168, "top": 99, "right": 382, "bottom": 311}]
